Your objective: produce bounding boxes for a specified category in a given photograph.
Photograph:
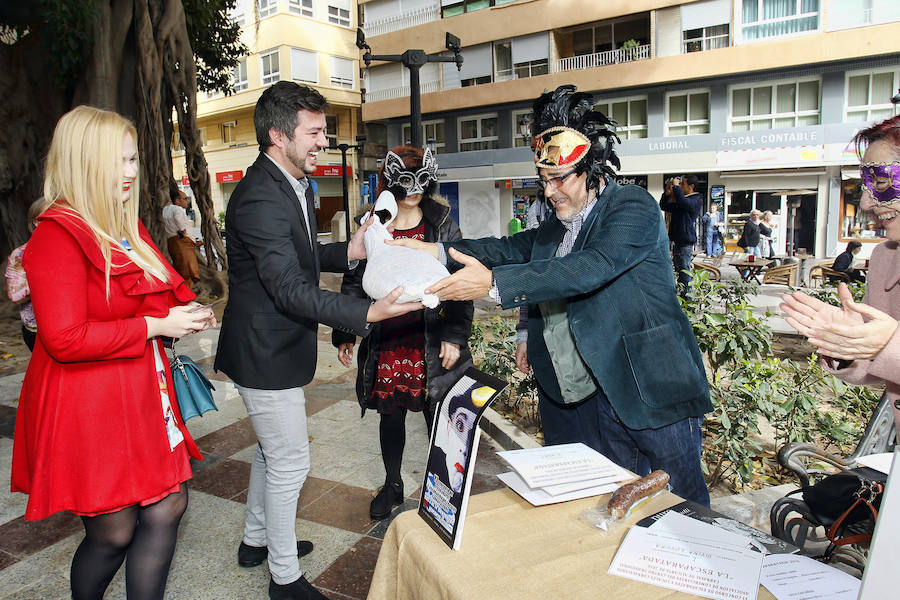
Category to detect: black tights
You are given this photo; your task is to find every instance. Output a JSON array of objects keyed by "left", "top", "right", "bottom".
[
  {"left": 379, "top": 405, "right": 434, "bottom": 485},
  {"left": 71, "top": 486, "right": 188, "bottom": 600}
]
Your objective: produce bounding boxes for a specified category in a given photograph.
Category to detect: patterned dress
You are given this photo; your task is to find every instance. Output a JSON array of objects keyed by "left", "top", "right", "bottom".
[{"left": 369, "top": 220, "right": 427, "bottom": 413}]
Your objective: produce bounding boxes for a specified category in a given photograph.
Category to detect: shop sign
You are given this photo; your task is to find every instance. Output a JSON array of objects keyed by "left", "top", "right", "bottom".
[
  {"left": 513, "top": 178, "right": 539, "bottom": 188},
  {"left": 312, "top": 165, "right": 352, "bottom": 177},
  {"left": 715, "top": 144, "right": 824, "bottom": 168},
  {"left": 615, "top": 175, "right": 648, "bottom": 189},
  {"left": 215, "top": 170, "right": 243, "bottom": 183}
]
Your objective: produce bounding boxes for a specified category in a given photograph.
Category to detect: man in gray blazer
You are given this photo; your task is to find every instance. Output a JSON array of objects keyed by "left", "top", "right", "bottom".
[
  {"left": 392, "top": 85, "right": 712, "bottom": 506},
  {"left": 216, "top": 82, "right": 420, "bottom": 600}
]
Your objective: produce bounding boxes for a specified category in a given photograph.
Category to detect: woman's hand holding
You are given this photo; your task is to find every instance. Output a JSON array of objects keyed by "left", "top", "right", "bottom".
[
  {"left": 338, "top": 342, "right": 355, "bottom": 367},
  {"left": 145, "top": 305, "right": 214, "bottom": 339},
  {"left": 439, "top": 341, "right": 460, "bottom": 370}
]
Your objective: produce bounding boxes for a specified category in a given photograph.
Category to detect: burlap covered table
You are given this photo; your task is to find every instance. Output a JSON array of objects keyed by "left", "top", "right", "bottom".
[{"left": 367, "top": 488, "right": 777, "bottom": 600}]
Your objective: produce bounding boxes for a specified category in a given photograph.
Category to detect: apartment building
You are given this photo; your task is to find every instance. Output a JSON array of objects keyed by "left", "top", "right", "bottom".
[
  {"left": 358, "top": 0, "right": 900, "bottom": 257},
  {"left": 173, "top": 0, "right": 366, "bottom": 232}
]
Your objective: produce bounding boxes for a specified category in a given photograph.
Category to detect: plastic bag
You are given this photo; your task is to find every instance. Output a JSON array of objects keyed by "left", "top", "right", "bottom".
[{"left": 361, "top": 191, "right": 449, "bottom": 309}]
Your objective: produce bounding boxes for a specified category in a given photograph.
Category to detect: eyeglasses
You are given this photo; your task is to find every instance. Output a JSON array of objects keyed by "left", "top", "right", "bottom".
[{"left": 537, "top": 168, "right": 578, "bottom": 190}]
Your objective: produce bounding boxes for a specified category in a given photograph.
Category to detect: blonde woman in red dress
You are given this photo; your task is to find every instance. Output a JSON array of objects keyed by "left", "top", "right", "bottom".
[{"left": 11, "top": 106, "right": 215, "bottom": 600}]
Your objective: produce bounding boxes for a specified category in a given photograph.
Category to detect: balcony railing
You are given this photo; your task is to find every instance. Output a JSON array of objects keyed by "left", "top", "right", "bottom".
[
  {"left": 365, "top": 79, "right": 440, "bottom": 103},
  {"left": 362, "top": 5, "right": 439, "bottom": 37},
  {"left": 827, "top": 4, "right": 900, "bottom": 31},
  {"left": 555, "top": 45, "right": 650, "bottom": 73}
]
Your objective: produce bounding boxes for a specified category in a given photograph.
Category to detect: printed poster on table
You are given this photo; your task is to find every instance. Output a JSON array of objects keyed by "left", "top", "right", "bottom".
[{"left": 418, "top": 368, "right": 507, "bottom": 550}]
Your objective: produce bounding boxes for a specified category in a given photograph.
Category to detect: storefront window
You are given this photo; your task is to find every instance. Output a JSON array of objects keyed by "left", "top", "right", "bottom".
[{"left": 840, "top": 178, "right": 886, "bottom": 241}]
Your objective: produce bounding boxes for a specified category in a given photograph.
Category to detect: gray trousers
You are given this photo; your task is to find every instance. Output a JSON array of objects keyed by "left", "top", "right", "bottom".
[{"left": 236, "top": 384, "right": 310, "bottom": 584}]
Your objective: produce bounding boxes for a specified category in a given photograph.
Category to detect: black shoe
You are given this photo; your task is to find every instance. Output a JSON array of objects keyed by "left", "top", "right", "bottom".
[
  {"left": 238, "top": 540, "right": 315, "bottom": 567},
  {"left": 269, "top": 575, "right": 328, "bottom": 600},
  {"left": 370, "top": 481, "right": 404, "bottom": 520}
]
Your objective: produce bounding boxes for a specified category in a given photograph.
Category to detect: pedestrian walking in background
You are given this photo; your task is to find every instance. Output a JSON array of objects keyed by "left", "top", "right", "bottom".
[
  {"left": 660, "top": 174, "right": 703, "bottom": 296},
  {"left": 162, "top": 189, "right": 201, "bottom": 287}
]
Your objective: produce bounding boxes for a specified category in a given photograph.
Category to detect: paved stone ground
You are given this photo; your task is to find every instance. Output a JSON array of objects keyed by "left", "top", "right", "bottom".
[
  {"left": 0, "top": 274, "right": 514, "bottom": 599},
  {"left": 0, "top": 267, "right": 803, "bottom": 599}
]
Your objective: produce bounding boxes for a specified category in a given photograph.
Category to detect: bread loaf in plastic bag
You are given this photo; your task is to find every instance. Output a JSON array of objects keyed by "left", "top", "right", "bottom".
[{"left": 361, "top": 191, "right": 449, "bottom": 308}]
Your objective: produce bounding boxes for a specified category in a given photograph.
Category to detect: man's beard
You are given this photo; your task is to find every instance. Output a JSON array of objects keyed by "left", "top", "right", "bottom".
[{"left": 286, "top": 141, "right": 316, "bottom": 176}]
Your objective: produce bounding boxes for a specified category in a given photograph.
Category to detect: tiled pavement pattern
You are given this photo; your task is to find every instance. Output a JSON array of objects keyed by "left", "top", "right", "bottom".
[{"left": 0, "top": 273, "right": 512, "bottom": 599}]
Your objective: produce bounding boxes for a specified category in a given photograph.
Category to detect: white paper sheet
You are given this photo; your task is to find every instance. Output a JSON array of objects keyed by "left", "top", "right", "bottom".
[
  {"left": 760, "top": 554, "right": 860, "bottom": 600},
  {"left": 856, "top": 452, "right": 894, "bottom": 475},
  {"left": 497, "top": 443, "right": 632, "bottom": 489},
  {"left": 609, "top": 511, "right": 763, "bottom": 600},
  {"left": 497, "top": 471, "right": 618, "bottom": 506}
]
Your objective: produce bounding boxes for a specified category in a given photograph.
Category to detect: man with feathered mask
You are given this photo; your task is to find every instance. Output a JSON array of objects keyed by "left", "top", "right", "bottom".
[{"left": 390, "top": 85, "right": 712, "bottom": 505}]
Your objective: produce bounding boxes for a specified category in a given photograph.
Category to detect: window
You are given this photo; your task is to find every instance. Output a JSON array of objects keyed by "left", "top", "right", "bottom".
[
  {"left": 325, "top": 115, "right": 338, "bottom": 147},
  {"left": 222, "top": 121, "right": 237, "bottom": 144},
  {"left": 730, "top": 79, "right": 820, "bottom": 131},
  {"left": 741, "top": 0, "right": 820, "bottom": 42},
  {"left": 291, "top": 48, "right": 317, "bottom": 84},
  {"left": 261, "top": 50, "right": 281, "bottom": 85},
  {"left": 683, "top": 24, "right": 730, "bottom": 52},
  {"left": 594, "top": 97, "right": 648, "bottom": 139},
  {"left": 667, "top": 91, "right": 710, "bottom": 136},
  {"left": 231, "top": 58, "right": 248, "bottom": 92},
  {"left": 329, "top": 55, "right": 354, "bottom": 89},
  {"left": 514, "top": 60, "right": 548, "bottom": 79},
  {"left": 328, "top": 5, "right": 351, "bottom": 26},
  {"left": 493, "top": 41, "right": 513, "bottom": 82},
  {"left": 846, "top": 70, "right": 899, "bottom": 123},
  {"left": 231, "top": 5, "right": 246, "bottom": 26},
  {"left": 402, "top": 120, "right": 446, "bottom": 153},
  {"left": 841, "top": 177, "right": 887, "bottom": 241},
  {"left": 289, "top": 0, "right": 313, "bottom": 17},
  {"left": 258, "top": 0, "right": 277, "bottom": 18},
  {"left": 441, "top": 0, "right": 493, "bottom": 18},
  {"left": 461, "top": 75, "right": 491, "bottom": 87},
  {"left": 511, "top": 109, "right": 532, "bottom": 148},
  {"left": 458, "top": 114, "right": 499, "bottom": 151},
  {"left": 571, "top": 15, "right": 650, "bottom": 56}
]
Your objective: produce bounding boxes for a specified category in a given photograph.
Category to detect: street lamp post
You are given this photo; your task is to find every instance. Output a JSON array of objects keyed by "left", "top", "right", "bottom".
[
  {"left": 329, "top": 135, "right": 366, "bottom": 241},
  {"left": 357, "top": 29, "right": 463, "bottom": 149}
]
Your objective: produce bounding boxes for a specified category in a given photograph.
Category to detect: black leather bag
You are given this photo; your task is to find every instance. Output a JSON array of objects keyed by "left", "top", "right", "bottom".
[{"left": 802, "top": 466, "right": 884, "bottom": 545}]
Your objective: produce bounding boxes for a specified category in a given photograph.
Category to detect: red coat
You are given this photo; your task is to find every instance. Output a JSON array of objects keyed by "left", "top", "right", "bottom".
[{"left": 11, "top": 207, "right": 202, "bottom": 520}]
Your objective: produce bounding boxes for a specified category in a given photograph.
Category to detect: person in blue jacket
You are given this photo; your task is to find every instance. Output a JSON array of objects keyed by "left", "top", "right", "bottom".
[{"left": 389, "top": 85, "right": 712, "bottom": 506}]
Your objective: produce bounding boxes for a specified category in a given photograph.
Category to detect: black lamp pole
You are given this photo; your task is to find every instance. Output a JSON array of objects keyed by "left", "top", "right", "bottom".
[
  {"left": 357, "top": 29, "right": 463, "bottom": 149},
  {"left": 330, "top": 135, "right": 365, "bottom": 240}
]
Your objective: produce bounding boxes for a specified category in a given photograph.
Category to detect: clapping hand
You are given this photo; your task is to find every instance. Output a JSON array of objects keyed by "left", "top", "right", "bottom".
[{"left": 781, "top": 283, "right": 898, "bottom": 361}]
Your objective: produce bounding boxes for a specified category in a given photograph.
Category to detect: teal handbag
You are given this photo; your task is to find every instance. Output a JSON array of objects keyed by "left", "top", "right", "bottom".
[{"left": 170, "top": 352, "right": 217, "bottom": 421}]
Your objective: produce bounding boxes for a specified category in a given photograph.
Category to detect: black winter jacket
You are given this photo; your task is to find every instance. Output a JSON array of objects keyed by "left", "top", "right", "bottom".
[{"left": 332, "top": 196, "right": 474, "bottom": 415}]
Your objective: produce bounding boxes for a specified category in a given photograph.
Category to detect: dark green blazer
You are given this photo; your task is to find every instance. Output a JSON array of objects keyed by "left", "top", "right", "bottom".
[{"left": 447, "top": 181, "right": 712, "bottom": 430}]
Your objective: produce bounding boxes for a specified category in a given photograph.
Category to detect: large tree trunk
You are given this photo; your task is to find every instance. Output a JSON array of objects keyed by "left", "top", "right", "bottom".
[
  {"left": 0, "top": 23, "right": 66, "bottom": 256},
  {"left": 0, "top": 0, "right": 227, "bottom": 287}
]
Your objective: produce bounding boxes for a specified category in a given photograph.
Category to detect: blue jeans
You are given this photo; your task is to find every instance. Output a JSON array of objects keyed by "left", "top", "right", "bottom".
[
  {"left": 539, "top": 387, "right": 710, "bottom": 507},
  {"left": 747, "top": 245, "right": 761, "bottom": 257},
  {"left": 705, "top": 230, "right": 719, "bottom": 257},
  {"left": 672, "top": 243, "right": 694, "bottom": 296}
]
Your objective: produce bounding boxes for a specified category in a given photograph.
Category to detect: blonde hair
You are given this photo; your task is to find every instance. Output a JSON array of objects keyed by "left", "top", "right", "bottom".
[{"left": 41, "top": 106, "right": 169, "bottom": 294}]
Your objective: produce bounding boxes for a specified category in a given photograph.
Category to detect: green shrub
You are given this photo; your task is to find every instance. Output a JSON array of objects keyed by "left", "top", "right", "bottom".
[{"left": 469, "top": 316, "right": 539, "bottom": 429}]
